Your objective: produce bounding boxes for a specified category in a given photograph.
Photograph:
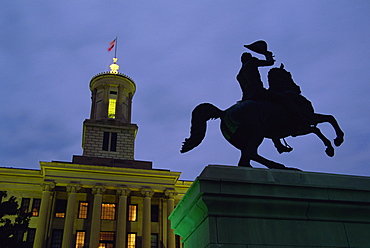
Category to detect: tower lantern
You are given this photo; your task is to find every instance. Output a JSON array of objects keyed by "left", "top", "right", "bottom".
[
  {"left": 89, "top": 58, "right": 135, "bottom": 123},
  {"left": 82, "top": 57, "right": 138, "bottom": 160}
]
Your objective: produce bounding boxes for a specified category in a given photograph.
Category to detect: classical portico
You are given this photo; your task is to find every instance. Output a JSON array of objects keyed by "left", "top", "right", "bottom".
[{"left": 32, "top": 160, "right": 190, "bottom": 248}]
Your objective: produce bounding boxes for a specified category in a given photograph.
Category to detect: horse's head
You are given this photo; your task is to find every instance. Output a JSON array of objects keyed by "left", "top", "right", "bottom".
[{"left": 268, "top": 64, "right": 300, "bottom": 94}]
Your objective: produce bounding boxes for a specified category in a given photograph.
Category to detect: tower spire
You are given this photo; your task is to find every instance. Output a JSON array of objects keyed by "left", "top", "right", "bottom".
[
  {"left": 108, "top": 37, "right": 119, "bottom": 74},
  {"left": 114, "top": 36, "right": 118, "bottom": 58}
]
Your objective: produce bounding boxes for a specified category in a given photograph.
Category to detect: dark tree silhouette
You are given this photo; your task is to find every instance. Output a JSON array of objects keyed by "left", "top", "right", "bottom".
[{"left": 0, "top": 191, "right": 32, "bottom": 248}]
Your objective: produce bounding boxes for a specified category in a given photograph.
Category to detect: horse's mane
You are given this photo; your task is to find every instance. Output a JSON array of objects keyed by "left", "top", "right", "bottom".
[{"left": 268, "top": 66, "right": 301, "bottom": 94}]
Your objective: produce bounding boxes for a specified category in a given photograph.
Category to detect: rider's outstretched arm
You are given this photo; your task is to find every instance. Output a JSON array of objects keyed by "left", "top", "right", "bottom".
[{"left": 256, "top": 51, "right": 275, "bottom": 67}]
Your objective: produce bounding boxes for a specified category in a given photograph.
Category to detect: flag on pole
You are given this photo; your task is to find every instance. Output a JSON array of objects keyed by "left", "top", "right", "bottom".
[{"left": 108, "top": 38, "right": 116, "bottom": 52}]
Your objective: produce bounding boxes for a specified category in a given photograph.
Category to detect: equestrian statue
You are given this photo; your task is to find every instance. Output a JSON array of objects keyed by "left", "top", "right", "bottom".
[{"left": 181, "top": 41, "right": 344, "bottom": 170}]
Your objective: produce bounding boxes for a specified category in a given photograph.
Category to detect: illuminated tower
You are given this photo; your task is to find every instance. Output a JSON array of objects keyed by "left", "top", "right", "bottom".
[{"left": 82, "top": 58, "right": 138, "bottom": 160}]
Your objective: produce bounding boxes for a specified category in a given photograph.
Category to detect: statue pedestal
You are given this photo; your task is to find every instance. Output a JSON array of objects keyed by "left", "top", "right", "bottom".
[{"left": 169, "top": 165, "right": 370, "bottom": 248}]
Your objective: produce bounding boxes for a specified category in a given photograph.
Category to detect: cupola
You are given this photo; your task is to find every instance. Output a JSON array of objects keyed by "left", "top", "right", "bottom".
[{"left": 82, "top": 58, "right": 138, "bottom": 160}]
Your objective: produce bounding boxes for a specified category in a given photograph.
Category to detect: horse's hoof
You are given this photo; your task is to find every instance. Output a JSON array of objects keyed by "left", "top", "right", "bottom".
[
  {"left": 325, "top": 147, "right": 335, "bottom": 157},
  {"left": 334, "top": 137, "right": 344, "bottom": 147}
]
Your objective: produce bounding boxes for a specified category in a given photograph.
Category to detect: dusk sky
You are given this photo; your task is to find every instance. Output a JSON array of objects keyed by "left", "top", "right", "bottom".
[{"left": 0, "top": 1, "right": 369, "bottom": 180}]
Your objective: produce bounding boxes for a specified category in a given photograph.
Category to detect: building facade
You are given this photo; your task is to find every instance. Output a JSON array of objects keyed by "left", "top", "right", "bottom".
[{"left": 0, "top": 58, "right": 192, "bottom": 248}]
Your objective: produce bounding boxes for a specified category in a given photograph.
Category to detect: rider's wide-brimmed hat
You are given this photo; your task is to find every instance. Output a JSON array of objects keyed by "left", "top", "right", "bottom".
[{"left": 244, "top": 40, "right": 268, "bottom": 55}]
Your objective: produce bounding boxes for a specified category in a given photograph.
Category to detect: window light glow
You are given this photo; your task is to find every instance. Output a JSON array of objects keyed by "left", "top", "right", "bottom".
[
  {"left": 31, "top": 199, "right": 41, "bottom": 217},
  {"left": 75, "top": 231, "right": 85, "bottom": 248},
  {"left": 108, "top": 98, "right": 116, "bottom": 118},
  {"left": 128, "top": 204, "right": 137, "bottom": 221},
  {"left": 20, "top": 198, "right": 30, "bottom": 214},
  {"left": 127, "top": 233, "right": 136, "bottom": 248},
  {"left": 99, "top": 232, "right": 115, "bottom": 248},
  {"left": 100, "top": 232, "right": 115, "bottom": 241},
  {"left": 78, "top": 202, "right": 88, "bottom": 219},
  {"left": 55, "top": 213, "right": 65, "bottom": 218},
  {"left": 101, "top": 203, "right": 115, "bottom": 220}
]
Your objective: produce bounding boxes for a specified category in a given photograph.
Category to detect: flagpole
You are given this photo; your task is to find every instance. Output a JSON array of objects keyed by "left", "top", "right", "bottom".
[{"left": 114, "top": 36, "right": 118, "bottom": 58}]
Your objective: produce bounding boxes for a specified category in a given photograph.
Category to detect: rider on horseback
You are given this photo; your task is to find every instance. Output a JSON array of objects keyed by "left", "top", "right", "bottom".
[
  {"left": 181, "top": 41, "right": 344, "bottom": 169},
  {"left": 238, "top": 41, "right": 314, "bottom": 153}
]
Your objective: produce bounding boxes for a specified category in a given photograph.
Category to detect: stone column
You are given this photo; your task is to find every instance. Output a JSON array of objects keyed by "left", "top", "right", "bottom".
[
  {"left": 62, "top": 184, "right": 81, "bottom": 248},
  {"left": 116, "top": 85, "right": 123, "bottom": 122},
  {"left": 141, "top": 188, "right": 154, "bottom": 248},
  {"left": 90, "top": 89, "right": 97, "bottom": 119},
  {"left": 89, "top": 185, "right": 106, "bottom": 248},
  {"left": 165, "top": 189, "right": 178, "bottom": 248},
  {"left": 115, "top": 187, "right": 130, "bottom": 248},
  {"left": 103, "top": 84, "right": 109, "bottom": 119},
  {"left": 34, "top": 181, "right": 55, "bottom": 248}
]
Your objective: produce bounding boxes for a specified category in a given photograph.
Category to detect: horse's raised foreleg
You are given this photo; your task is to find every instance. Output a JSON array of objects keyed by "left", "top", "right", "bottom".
[
  {"left": 294, "top": 126, "right": 335, "bottom": 157},
  {"left": 312, "top": 127, "right": 335, "bottom": 157},
  {"left": 314, "top": 113, "right": 344, "bottom": 147}
]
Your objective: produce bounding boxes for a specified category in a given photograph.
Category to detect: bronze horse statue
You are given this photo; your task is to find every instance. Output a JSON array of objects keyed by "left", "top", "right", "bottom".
[{"left": 181, "top": 65, "right": 344, "bottom": 170}]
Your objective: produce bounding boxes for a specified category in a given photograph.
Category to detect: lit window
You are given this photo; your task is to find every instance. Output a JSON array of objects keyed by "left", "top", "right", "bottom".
[
  {"left": 101, "top": 203, "right": 115, "bottom": 220},
  {"left": 108, "top": 90, "right": 117, "bottom": 119},
  {"left": 55, "top": 199, "right": 67, "bottom": 218},
  {"left": 75, "top": 231, "right": 86, "bottom": 248},
  {"left": 102, "top": 132, "right": 117, "bottom": 152},
  {"left": 98, "top": 243, "right": 114, "bottom": 248},
  {"left": 20, "top": 198, "right": 30, "bottom": 214},
  {"left": 127, "top": 233, "right": 136, "bottom": 248},
  {"left": 31, "top": 199, "right": 41, "bottom": 217},
  {"left": 151, "top": 234, "right": 158, "bottom": 248},
  {"left": 78, "top": 202, "right": 88, "bottom": 219},
  {"left": 108, "top": 98, "right": 117, "bottom": 118},
  {"left": 99, "top": 232, "right": 114, "bottom": 248},
  {"left": 128, "top": 204, "right": 137, "bottom": 222},
  {"left": 55, "top": 213, "right": 65, "bottom": 218}
]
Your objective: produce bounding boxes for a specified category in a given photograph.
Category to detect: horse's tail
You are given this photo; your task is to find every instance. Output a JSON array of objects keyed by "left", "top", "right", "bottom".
[{"left": 181, "top": 103, "right": 223, "bottom": 153}]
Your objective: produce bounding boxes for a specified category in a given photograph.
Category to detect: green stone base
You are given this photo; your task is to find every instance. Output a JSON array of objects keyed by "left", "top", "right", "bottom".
[{"left": 169, "top": 165, "right": 370, "bottom": 248}]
